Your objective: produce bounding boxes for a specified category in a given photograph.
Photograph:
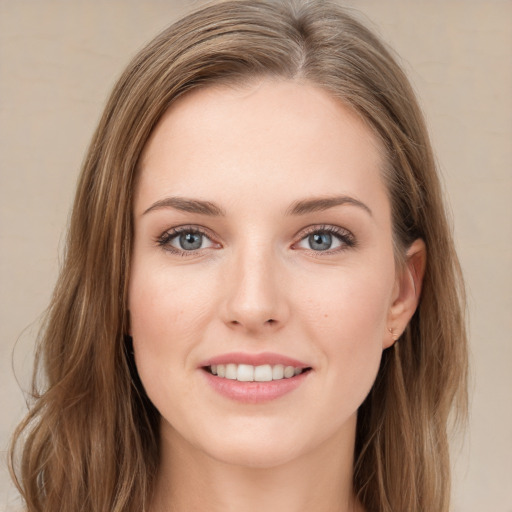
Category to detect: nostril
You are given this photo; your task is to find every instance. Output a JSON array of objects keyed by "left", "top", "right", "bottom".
[{"left": 226, "top": 315, "right": 281, "bottom": 331}]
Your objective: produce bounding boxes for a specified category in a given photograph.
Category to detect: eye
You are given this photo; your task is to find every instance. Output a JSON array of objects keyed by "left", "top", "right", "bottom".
[
  {"left": 157, "top": 227, "right": 218, "bottom": 254},
  {"left": 294, "top": 226, "right": 355, "bottom": 252}
]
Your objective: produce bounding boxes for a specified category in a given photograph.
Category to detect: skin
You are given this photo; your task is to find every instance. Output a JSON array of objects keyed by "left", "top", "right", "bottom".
[{"left": 129, "top": 78, "right": 425, "bottom": 512}]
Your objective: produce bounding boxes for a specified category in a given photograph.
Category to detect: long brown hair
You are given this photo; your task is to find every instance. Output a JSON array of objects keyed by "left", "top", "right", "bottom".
[{"left": 9, "top": 1, "right": 468, "bottom": 511}]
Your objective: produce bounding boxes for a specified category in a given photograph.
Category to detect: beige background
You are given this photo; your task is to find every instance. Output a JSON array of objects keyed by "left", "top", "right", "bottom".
[{"left": 1, "top": 1, "right": 511, "bottom": 511}]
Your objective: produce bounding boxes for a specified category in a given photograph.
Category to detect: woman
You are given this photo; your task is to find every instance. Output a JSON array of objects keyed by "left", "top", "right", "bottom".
[{"left": 9, "top": 1, "right": 468, "bottom": 511}]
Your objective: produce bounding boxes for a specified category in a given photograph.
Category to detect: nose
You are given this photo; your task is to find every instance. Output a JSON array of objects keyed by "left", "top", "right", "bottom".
[{"left": 221, "top": 243, "right": 290, "bottom": 335}]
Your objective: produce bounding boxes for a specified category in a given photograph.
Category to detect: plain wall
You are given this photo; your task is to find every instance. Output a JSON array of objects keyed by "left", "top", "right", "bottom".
[{"left": 1, "top": 1, "right": 511, "bottom": 510}]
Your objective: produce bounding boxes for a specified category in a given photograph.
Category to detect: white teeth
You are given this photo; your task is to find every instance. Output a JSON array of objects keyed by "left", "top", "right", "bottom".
[
  {"left": 272, "top": 364, "right": 284, "bottom": 380},
  {"left": 254, "top": 364, "right": 272, "bottom": 382},
  {"left": 208, "top": 363, "right": 307, "bottom": 381},
  {"left": 225, "top": 364, "right": 237, "bottom": 380},
  {"left": 237, "top": 364, "right": 254, "bottom": 382},
  {"left": 284, "top": 366, "right": 295, "bottom": 378}
]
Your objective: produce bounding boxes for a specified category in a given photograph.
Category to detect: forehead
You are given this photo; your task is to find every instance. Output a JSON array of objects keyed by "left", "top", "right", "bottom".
[{"left": 136, "top": 79, "right": 387, "bottom": 217}]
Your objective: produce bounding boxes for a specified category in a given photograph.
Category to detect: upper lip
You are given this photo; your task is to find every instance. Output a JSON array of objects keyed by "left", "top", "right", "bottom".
[{"left": 199, "top": 352, "right": 311, "bottom": 369}]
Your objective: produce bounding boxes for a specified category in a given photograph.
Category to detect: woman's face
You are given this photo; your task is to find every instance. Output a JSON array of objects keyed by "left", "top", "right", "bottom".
[{"left": 129, "top": 79, "right": 406, "bottom": 468}]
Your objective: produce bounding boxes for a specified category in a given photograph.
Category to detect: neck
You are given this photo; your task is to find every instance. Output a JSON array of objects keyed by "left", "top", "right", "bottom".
[{"left": 150, "top": 415, "right": 363, "bottom": 512}]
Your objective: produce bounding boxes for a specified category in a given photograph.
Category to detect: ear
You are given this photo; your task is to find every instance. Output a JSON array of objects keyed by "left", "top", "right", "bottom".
[{"left": 384, "top": 238, "right": 427, "bottom": 348}]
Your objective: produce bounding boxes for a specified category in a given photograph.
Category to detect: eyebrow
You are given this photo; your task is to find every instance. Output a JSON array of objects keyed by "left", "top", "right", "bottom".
[
  {"left": 143, "top": 197, "right": 226, "bottom": 216},
  {"left": 285, "top": 195, "right": 373, "bottom": 217},
  {"left": 142, "top": 194, "right": 372, "bottom": 217}
]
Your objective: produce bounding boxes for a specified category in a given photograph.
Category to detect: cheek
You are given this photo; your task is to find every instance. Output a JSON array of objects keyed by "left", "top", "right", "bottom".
[
  {"left": 129, "top": 262, "right": 210, "bottom": 342},
  {"left": 296, "top": 262, "right": 393, "bottom": 345},
  {"left": 294, "top": 264, "right": 393, "bottom": 404},
  {"left": 127, "top": 263, "right": 214, "bottom": 399},
  {"left": 127, "top": 264, "right": 217, "bottom": 434}
]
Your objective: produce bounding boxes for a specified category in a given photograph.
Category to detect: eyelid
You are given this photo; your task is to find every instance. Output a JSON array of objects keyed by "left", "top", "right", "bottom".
[
  {"left": 156, "top": 225, "right": 222, "bottom": 255},
  {"left": 155, "top": 223, "right": 355, "bottom": 256},
  {"left": 292, "top": 224, "right": 356, "bottom": 253}
]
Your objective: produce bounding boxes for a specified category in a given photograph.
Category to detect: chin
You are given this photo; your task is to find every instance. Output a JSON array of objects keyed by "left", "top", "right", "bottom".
[{"left": 205, "top": 436, "right": 305, "bottom": 469}]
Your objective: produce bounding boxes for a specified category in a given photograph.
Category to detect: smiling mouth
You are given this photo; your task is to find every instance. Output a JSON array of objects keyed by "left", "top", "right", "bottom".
[{"left": 203, "top": 363, "right": 312, "bottom": 382}]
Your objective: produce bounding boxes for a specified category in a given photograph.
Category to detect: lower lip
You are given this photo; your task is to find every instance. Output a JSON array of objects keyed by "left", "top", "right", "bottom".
[{"left": 201, "top": 369, "right": 311, "bottom": 404}]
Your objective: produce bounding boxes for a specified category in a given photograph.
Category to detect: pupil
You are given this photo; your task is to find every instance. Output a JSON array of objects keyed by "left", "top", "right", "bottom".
[
  {"left": 180, "top": 232, "right": 202, "bottom": 250},
  {"left": 309, "top": 232, "right": 332, "bottom": 251}
]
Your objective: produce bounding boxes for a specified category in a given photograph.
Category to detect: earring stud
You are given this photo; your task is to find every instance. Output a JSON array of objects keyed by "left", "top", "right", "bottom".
[{"left": 387, "top": 327, "right": 400, "bottom": 341}]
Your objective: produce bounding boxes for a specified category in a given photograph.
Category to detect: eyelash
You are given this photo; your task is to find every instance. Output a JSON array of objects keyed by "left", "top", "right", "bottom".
[
  {"left": 297, "top": 225, "right": 356, "bottom": 254},
  {"left": 156, "top": 226, "right": 217, "bottom": 256},
  {"left": 155, "top": 224, "right": 356, "bottom": 256}
]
